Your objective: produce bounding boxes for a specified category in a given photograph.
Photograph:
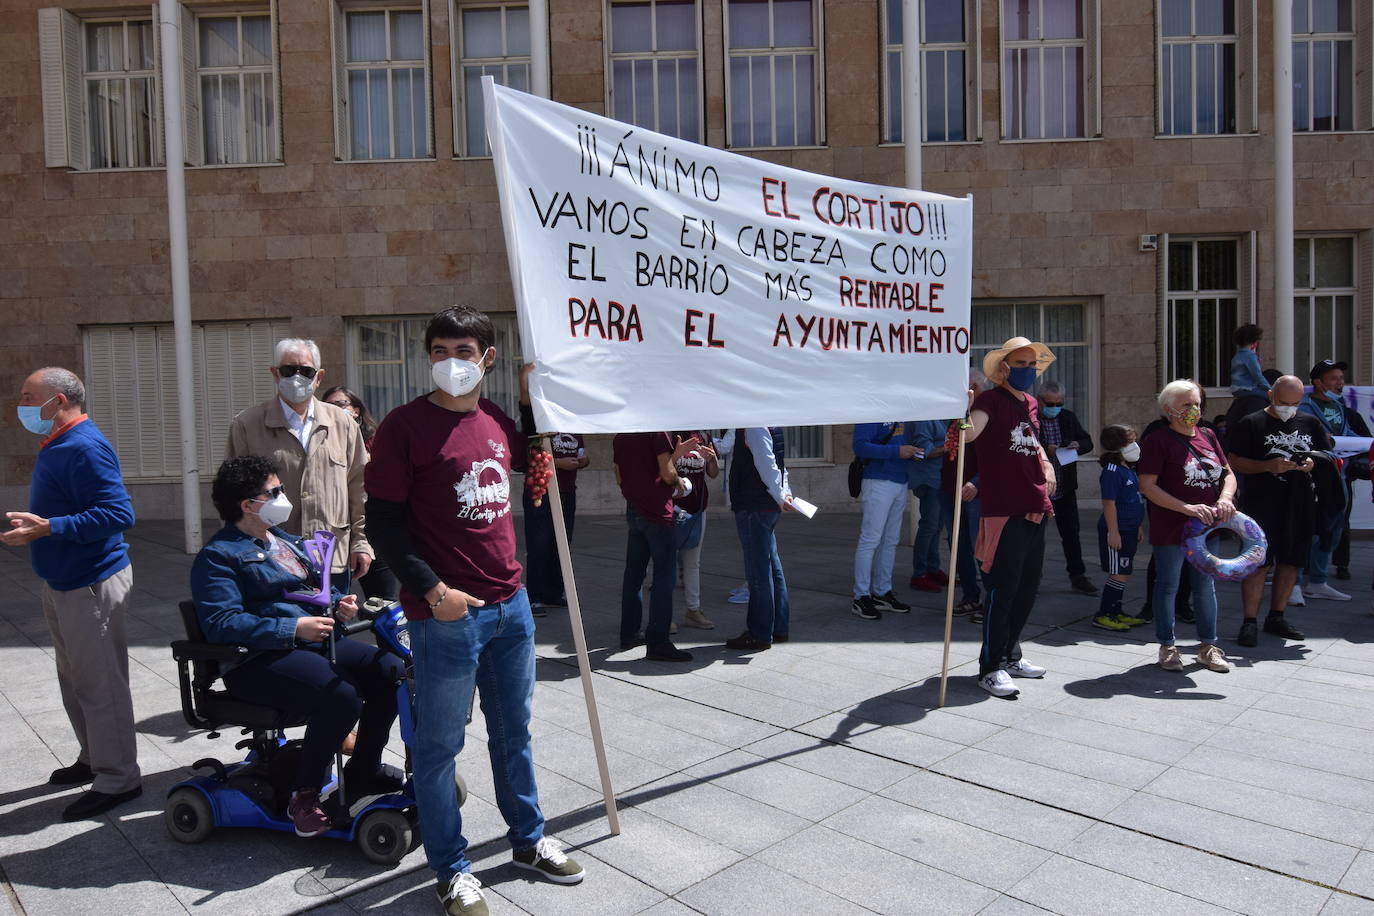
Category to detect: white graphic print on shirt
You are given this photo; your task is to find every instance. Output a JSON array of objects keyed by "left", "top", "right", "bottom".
[
  {"left": 453, "top": 453, "right": 512, "bottom": 524},
  {"left": 1182, "top": 453, "right": 1224, "bottom": 489},
  {"left": 1262, "top": 429, "right": 1314, "bottom": 460},
  {"left": 1009, "top": 421, "right": 1040, "bottom": 456}
]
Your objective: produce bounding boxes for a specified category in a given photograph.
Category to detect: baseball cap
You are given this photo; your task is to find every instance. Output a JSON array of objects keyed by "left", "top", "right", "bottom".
[{"left": 1308, "top": 359, "right": 1348, "bottom": 380}]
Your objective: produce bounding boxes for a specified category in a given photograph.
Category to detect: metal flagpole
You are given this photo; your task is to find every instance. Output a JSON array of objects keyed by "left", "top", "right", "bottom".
[
  {"left": 1272, "top": 0, "right": 1295, "bottom": 374},
  {"left": 535, "top": 436, "right": 621, "bottom": 834},
  {"left": 938, "top": 419, "right": 969, "bottom": 708}
]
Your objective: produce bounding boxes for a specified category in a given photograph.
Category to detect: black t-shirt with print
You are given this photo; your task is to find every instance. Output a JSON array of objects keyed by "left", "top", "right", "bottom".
[{"left": 1227, "top": 409, "right": 1332, "bottom": 512}]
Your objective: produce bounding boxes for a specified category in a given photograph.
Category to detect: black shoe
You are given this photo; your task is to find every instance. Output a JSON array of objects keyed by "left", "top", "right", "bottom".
[
  {"left": 1176, "top": 604, "right": 1195, "bottom": 624},
  {"left": 724, "top": 631, "right": 772, "bottom": 651},
  {"left": 1335, "top": 566, "right": 1351, "bottom": 581},
  {"left": 619, "top": 633, "right": 645, "bottom": 651},
  {"left": 530, "top": 603, "right": 548, "bottom": 618},
  {"left": 1236, "top": 618, "right": 1258, "bottom": 648},
  {"left": 851, "top": 596, "right": 881, "bottom": 620},
  {"left": 345, "top": 762, "right": 406, "bottom": 801},
  {"left": 645, "top": 643, "right": 693, "bottom": 662},
  {"left": 62, "top": 785, "right": 142, "bottom": 822},
  {"left": 548, "top": 595, "right": 569, "bottom": 607},
  {"left": 1136, "top": 602, "right": 1154, "bottom": 622},
  {"left": 1263, "top": 614, "right": 1305, "bottom": 641},
  {"left": 49, "top": 761, "right": 94, "bottom": 786},
  {"left": 953, "top": 599, "right": 982, "bottom": 616},
  {"left": 1070, "top": 575, "right": 1099, "bottom": 596},
  {"left": 772, "top": 633, "right": 789, "bottom": 643},
  {"left": 871, "top": 591, "right": 911, "bottom": 613}
]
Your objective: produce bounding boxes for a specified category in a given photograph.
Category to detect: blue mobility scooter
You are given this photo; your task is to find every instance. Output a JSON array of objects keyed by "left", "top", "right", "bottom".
[{"left": 164, "top": 531, "right": 465, "bottom": 864}]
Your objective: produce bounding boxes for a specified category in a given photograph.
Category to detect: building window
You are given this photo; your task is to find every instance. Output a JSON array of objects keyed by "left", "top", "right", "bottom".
[
  {"left": 1158, "top": 0, "right": 1260, "bottom": 135},
  {"left": 84, "top": 19, "right": 162, "bottom": 169},
  {"left": 198, "top": 14, "right": 278, "bottom": 164},
  {"left": 1165, "top": 238, "right": 1243, "bottom": 389},
  {"left": 1293, "top": 0, "right": 1354, "bottom": 132},
  {"left": 453, "top": 2, "right": 530, "bottom": 157},
  {"left": 334, "top": 5, "right": 431, "bottom": 160},
  {"left": 1000, "top": 0, "right": 1098, "bottom": 139},
  {"left": 724, "top": 0, "right": 821, "bottom": 148},
  {"left": 882, "top": 0, "right": 974, "bottom": 143},
  {"left": 607, "top": 0, "right": 701, "bottom": 142},
  {"left": 347, "top": 314, "right": 523, "bottom": 420},
  {"left": 1294, "top": 236, "right": 1357, "bottom": 373},
  {"left": 971, "top": 301, "right": 1093, "bottom": 419},
  {"left": 83, "top": 320, "right": 290, "bottom": 478}
]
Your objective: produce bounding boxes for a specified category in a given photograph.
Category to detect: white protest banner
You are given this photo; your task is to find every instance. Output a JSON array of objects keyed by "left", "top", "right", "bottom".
[{"left": 484, "top": 80, "right": 973, "bottom": 434}]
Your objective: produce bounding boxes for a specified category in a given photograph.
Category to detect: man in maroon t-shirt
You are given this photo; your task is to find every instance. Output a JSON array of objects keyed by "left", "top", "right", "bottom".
[
  {"left": 966, "top": 336, "right": 1058, "bottom": 699},
  {"left": 365, "top": 307, "right": 584, "bottom": 914},
  {"left": 613, "top": 431, "right": 696, "bottom": 660}
]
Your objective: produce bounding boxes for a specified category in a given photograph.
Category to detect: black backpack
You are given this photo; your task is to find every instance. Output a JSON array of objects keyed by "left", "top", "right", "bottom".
[{"left": 847, "top": 425, "right": 897, "bottom": 498}]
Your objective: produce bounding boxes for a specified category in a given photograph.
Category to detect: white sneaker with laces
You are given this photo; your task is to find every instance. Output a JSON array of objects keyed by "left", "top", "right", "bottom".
[
  {"left": 979, "top": 669, "right": 1019, "bottom": 698},
  {"left": 1002, "top": 658, "right": 1046, "bottom": 679},
  {"left": 437, "top": 873, "right": 487, "bottom": 916},
  {"left": 1303, "top": 582, "right": 1352, "bottom": 601},
  {"left": 1288, "top": 584, "right": 1306, "bottom": 606}
]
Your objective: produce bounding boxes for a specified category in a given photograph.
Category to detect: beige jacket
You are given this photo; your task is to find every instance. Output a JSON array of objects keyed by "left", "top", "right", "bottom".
[{"left": 226, "top": 397, "right": 371, "bottom": 573}]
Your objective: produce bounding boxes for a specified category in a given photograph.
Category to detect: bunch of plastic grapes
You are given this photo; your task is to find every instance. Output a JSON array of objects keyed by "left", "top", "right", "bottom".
[{"left": 526, "top": 446, "right": 554, "bottom": 507}]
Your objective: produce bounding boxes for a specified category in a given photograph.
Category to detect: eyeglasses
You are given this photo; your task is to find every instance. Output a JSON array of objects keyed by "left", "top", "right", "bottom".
[
  {"left": 253, "top": 486, "right": 285, "bottom": 500},
  {"left": 325, "top": 399, "right": 352, "bottom": 410},
  {"left": 278, "top": 365, "right": 318, "bottom": 379}
]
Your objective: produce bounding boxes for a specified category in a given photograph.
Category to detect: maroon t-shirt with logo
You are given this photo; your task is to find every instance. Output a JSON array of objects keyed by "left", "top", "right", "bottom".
[
  {"left": 613, "top": 432, "right": 674, "bottom": 526},
  {"left": 365, "top": 396, "right": 525, "bottom": 619},
  {"left": 671, "top": 430, "right": 711, "bottom": 515},
  {"left": 1137, "top": 425, "right": 1228, "bottom": 546},
  {"left": 548, "top": 432, "right": 586, "bottom": 492},
  {"left": 971, "top": 387, "right": 1051, "bottom": 516}
]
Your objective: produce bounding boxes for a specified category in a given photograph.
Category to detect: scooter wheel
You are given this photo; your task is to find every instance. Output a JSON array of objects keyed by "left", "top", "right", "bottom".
[
  {"left": 357, "top": 808, "right": 413, "bottom": 865},
  {"left": 165, "top": 788, "right": 214, "bottom": 844}
]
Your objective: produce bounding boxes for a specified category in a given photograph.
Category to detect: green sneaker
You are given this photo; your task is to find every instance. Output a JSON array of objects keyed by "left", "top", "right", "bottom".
[
  {"left": 512, "top": 837, "right": 585, "bottom": 884},
  {"left": 1092, "top": 614, "right": 1130, "bottom": 631},
  {"left": 1115, "top": 611, "right": 1148, "bottom": 627},
  {"left": 436, "top": 873, "right": 488, "bottom": 916}
]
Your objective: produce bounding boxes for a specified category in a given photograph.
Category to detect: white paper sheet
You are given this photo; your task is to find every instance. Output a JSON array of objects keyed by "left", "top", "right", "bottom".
[
  {"left": 1056, "top": 447, "right": 1079, "bottom": 466},
  {"left": 790, "top": 496, "right": 819, "bottom": 519},
  {"left": 1332, "top": 436, "right": 1374, "bottom": 458}
]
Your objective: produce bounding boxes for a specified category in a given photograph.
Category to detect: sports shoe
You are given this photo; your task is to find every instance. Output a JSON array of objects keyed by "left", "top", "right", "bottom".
[
  {"left": 954, "top": 598, "right": 982, "bottom": 616},
  {"left": 871, "top": 591, "right": 911, "bottom": 613},
  {"left": 437, "top": 873, "right": 488, "bottom": 915},
  {"left": 530, "top": 602, "right": 548, "bottom": 618},
  {"left": 1236, "top": 618, "right": 1258, "bottom": 648},
  {"left": 1196, "top": 643, "right": 1231, "bottom": 672},
  {"left": 851, "top": 596, "right": 881, "bottom": 620},
  {"left": 1002, "top": 658, "right": 1046, "bottom": 679},
  {"left": 1115, "top": 612, "right": 1148, "bottom": 627},
  {"left": 724, "top": 631, "right": 772, "bottom": 651},
  {"left": 978, "top": 669, "right": 1019, "bottom": 698},
  {"left": 909, "top": 574, "right": 942, "bottom": 592},
  {"left": 1158, "top": 645, "right": 1184, "bottom": 671},
  {"left": 1335, "top": 566, "right": 1351, "bottom": 580},
  {"left": 1304, "top": 582, "right": 1351, "bottom": 602},
  {"left": 1263, "top": 614, "right": 1305, "bottom": 641},
  {"left": 1288, "top": 584, "right": 1306, "bottom": 607},
  {"left": 684, "top": 608, "right": 715, "bottom": 629},
  {"left": 646, "top": 643, "right": 693, "bottom": 661},
  {"left": 288, "top": 788, "right": 331, "bottom": 837},
  {"left": 1071, "top": 575, "right": 1099, "bottom": 595},
  {"left": 512, "top": 836, "right": 585, "bottom": 885},
  {"left": 727, "top": 585, "right": 750, "bottom": 604},
  {"left": 969, "top": 609, "right": 984, "bottom": 624},
  {"left": 1092, "top": 614, "right": 1130, "bottom": 631}
]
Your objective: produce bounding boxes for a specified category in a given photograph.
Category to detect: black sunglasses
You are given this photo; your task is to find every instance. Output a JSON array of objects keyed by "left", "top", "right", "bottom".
[
  {"left": 253, "top": 486, "right": 285, "bottom": 500},
  {"left": 278, "top": 365, "right": 318, "bottom": 379}
]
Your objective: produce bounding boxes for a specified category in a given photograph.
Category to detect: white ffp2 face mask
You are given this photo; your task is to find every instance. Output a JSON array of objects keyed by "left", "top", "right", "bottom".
[
  {"left": 432, "top": 351, "right": 492, "bottom": 397},
  {"left": 1120, "top": 442, "right": 1141, "bottom": 463},
  {"left": 256, "top": 493, "right": 293, "bottom": 527},
  {"left": 278, "top": 374, "right": 314, "bottom": 405},
  {"left": 1273, "top": 405, "right": 1298, "bottom": 421}
]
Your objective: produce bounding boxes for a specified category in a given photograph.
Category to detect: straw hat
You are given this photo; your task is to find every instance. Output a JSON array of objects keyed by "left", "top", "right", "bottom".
[{"left": 982, "top": 336, "right": 1056, "bottom": 383}]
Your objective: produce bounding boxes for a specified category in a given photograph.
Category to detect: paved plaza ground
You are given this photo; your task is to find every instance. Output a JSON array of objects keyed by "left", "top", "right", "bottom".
[{"left": 1, "top": 509, "right": 1373, "bottom": 916}]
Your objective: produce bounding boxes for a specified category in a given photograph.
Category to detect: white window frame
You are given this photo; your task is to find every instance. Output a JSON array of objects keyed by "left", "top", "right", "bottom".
[
  {"left": 331, "top": 1, "right": 434, "bottom": 161},
  {"left": 1292, "top": 0, "right": 1356, "bottom": 132},
  {"left": 451, "top": 0, "right": 533, "bottom": 158},
  {"left": 781, "top": 426, "right": 830, "bottom": 465},
  {"left": 1294, "top": 233, "right": 1359, "bottom": 376},
  {"left": 604, "top": 0, "right": 705, "bottom": 143},
  {"left": 1155, "top": 0, "right": 1258, "bottom": 137},
  {"left": 723, "top": 0, "right": 825, "bottom": 149},
  {"left": 998, "top": 0, "right": 1100, "bottom": 141},
  {"left": 881, "top": 0, "right": 980, "bottom": 144},
  {"left": 1159, "top": 233, "right": 1255, "bottom": 394},
  {"left": 193, "top": 9, "right": 283, "bottom": 166}
]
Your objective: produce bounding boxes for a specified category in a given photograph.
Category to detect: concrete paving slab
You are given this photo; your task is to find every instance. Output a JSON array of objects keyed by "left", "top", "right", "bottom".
[
  {"left": 676, "top": 858, "right": 877, "bottom": 916},
  {"left": 1006, "top": 855, "right": 1236, "bottom": 915}
]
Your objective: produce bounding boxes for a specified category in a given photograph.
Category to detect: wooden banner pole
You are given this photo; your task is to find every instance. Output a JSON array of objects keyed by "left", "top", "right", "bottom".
[{"left": 938, "top": 419, "right": 970, "bottom": 709}]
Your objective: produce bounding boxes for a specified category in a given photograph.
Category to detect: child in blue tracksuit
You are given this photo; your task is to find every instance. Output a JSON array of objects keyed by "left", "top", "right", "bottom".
[
  {"left": 1229, "top": 323, "right": 1270, "bottom": 400},
  {"left": 1094, "top": 425, "right": 1148, "bottom": 631}
]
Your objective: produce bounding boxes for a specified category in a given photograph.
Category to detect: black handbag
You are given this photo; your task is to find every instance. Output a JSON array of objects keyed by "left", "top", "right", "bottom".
[{"left": 847, "top": 425, "right": 898, "bottom": 498}]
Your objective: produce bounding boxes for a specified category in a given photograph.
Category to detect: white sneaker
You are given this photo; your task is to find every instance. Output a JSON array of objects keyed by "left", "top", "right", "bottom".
[
  {"left": 1303, "top": 582, "right": 1352, "bottom": 601},
  {"left": 1288, "top": 584, "right": 1306, "bottom": 606},
  {"left": 727, "top": 585, "right": 750, "bottom": 604},
  {"left": 978, "top": 669, "right": 1019, "bottom": 698},
  {"left": 1158, "top": 645, "right": 1184, "bottom": 671},
  {"left": 1196, "top": 643, "right": 1231, "bottom": 672},
  {"left": 1002, "top": 658, "right": 1046, "bottom": 679}
]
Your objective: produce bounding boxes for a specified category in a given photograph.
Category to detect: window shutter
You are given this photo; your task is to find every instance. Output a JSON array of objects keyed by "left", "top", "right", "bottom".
[
  {"left": 1356, "top": 0, "right": 1373, "bottom": 132},
  {"left": 180, "top": 4, "right": 203, "bottom": 165},
  {"left": 1359, "top": 232, "right": 1373, "bottom": 383},
  {"left": 270, "top": 0, "right": 284, "bottom": 160},
  {"left": 1236, "top": 0, "right": 1257, "bottom": 133},
  {"left": 422, "top": 0, "right": 434, "bottom": 157},
  {"left": 331, "top": 3, "right": 349, "bottom": 159},
  {"left": 38, "top": 8, "right": 88, "bottom": 170},
  {"left": 1156, "top": 232, "right": 1170, "bottom": 386},
  {"left": 1085, "top": 0, "right": 1101, "bottom": 137}
]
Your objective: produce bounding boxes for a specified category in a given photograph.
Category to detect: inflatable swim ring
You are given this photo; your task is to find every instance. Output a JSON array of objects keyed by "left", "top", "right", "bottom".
[{"left": 1182, "top": 511, "right": 1267, "bottom": 582}]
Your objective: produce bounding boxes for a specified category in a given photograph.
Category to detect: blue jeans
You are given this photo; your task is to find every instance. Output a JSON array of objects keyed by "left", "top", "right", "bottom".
[
  {"left": 1152, "top": 543, "right": 1218, "bottom": 645},
  {"left": 410, "top": 589, "right": 544, "bottom": 882},
  {"left": 523, "top": 487, "right": 576, "bottom": 603},
  {"left": 910, "top": 484, "right": 943, "bottom": 577},
  {"left": 940, "top": 491, "right": 981, "bottom": 602},
  {"left": 1305, "top": 510, "right": 1346, "bottom": 586},
  {"left": 620, "top": 506, "right": 677, "bottom": 646},
  {"left": 735, "top": 510, "right": 790, "bottom": 640}
]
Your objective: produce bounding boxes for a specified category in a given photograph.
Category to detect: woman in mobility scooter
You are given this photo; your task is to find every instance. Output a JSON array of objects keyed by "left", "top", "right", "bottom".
[{"left": 186, "top": 456, "right": 406, "bottom": 839}]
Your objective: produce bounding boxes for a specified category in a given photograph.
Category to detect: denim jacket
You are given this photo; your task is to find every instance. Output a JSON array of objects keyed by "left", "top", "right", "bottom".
[{"left": 190, "top": 523, "right": 332, "bottom": 649}]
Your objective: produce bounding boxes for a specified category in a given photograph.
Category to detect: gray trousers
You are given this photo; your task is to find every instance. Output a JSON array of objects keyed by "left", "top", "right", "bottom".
[{"left": 41, "top": 564, "right": 140, "bottom": 793}]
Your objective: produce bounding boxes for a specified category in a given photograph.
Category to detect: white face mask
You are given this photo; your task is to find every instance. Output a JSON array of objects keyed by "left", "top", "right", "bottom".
[
  {"left": 277, "top": 374, "right": 315, "bottom": 405},
  {"left": 1273, "top": 404, "right": 1298, "bottom": 421},
  {"left": 255, "top": 492, "right": 293, "bottom": 527},
  {"left": 432, "top": 351, "right": 492, "bottom": 397},
  {"left": 1120, "top": 442, "right": 1141, "bottom": 463}
]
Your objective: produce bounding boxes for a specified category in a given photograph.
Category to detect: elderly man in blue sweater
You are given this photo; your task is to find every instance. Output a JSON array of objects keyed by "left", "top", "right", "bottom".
[
  {"left": 3, "top": 367, "right": 139, "bottom": 821},
  {"left": 851, "top": 422, "right": 918, "bottom": 620}
]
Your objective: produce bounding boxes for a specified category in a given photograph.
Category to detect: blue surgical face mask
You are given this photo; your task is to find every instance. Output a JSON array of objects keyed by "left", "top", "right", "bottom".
[
  {"left": 17, "top": 395, "right": 58, "bottom": 436},
  {"left": 1041, "top": 405, "right": 1063, "bottom": 418},
  {"left": 1007, "top": 365, "right": 1038, "bottom": 392}
]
